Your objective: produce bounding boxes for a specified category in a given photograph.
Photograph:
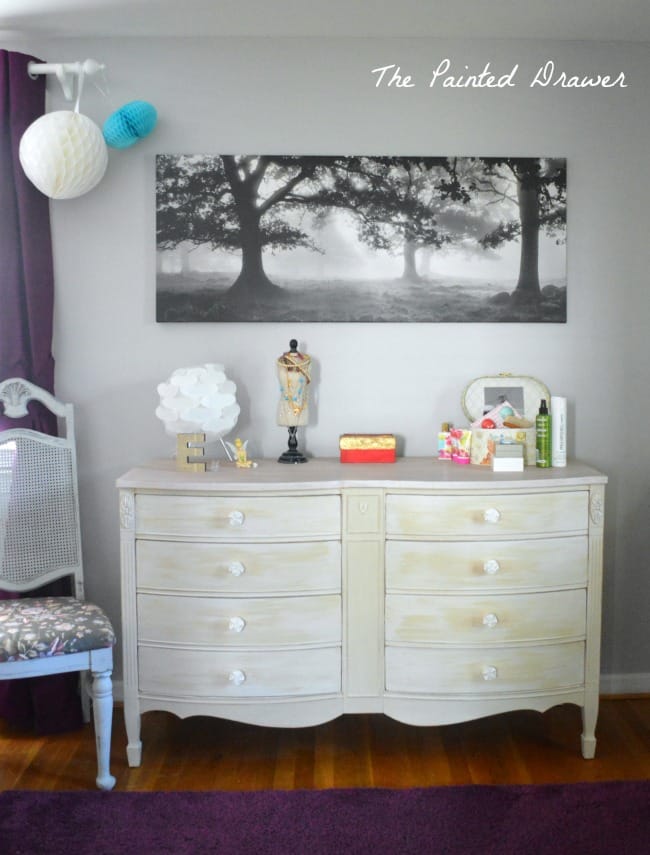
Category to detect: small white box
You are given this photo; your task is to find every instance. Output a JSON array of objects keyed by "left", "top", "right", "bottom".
[{"left": 492, "top": 456, "right": 525, "bottom": 472}]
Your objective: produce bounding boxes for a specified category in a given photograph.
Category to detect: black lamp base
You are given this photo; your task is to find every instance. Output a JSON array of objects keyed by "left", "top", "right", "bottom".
[{"left": 278, "top": 426, "right": 307, "bottom": 464}]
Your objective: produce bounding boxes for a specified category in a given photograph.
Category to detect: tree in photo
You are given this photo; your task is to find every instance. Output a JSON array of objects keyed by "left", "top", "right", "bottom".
[
  {"left": 157, "top": 154, "right": 348, "bottom": 304},
  {"left": 314, "top": 156, "right": 478, "bottom": 283},
  {"left": 477, "top": 157, "right": 566, "bottom": 305}
]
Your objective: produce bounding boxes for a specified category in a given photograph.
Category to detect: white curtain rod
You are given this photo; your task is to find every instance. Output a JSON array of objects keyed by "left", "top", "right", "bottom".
[{"left": 27, "top": 58, "right": 106, "bottom": 100}]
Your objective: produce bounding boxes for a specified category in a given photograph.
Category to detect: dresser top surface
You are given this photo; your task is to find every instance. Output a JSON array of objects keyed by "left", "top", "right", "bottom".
[{"left": 116, "top": 457, "right": 607, "bottom": 492}]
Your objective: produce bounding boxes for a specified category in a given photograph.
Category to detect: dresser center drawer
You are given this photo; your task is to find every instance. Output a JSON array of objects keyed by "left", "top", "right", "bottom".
[
  {"left": 386, "top": 491, "right": 588, "bottom": 537},
  {"left": 138, "top": 593, "right": 341, "bottom": 646},
  {"left": 385, "top": 590, "right": 586, "bottom": 645},
  {"left": 386, "top": 642, "right": 585, "bottom": 695},
  {"left": 136, "top": 540, "right": 341, "bottom": 594},
  {"left": 386, "top": 537, "right": 588, "bottom": 592},
  {"left": 135, "top": 493, "right": 340, "bottom": 538}
]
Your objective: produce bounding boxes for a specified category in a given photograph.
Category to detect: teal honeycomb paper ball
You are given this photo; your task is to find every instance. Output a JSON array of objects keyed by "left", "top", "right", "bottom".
[{"left": 103, "top": 101, "right": 157, "bottom": 149}]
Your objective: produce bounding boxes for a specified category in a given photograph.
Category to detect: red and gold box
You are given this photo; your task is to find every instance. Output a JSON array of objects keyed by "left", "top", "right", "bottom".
[{"left": 339, "top": 434, "right": 396, "bottom": 463}]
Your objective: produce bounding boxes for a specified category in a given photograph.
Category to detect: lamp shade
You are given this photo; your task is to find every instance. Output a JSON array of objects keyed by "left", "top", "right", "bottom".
[
  {"left": 155, "top": 364, "right": 240, "bottom": 439},
  {"left": 103, "top": 100, "right": 157, "bottom": 149},
  {"left": 19, "top": 110, "right": 108, "bottom": 200}
]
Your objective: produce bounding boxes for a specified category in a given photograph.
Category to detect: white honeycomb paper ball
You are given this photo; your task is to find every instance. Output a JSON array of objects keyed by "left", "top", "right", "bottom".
[
  {"left": 155, "top": 363, "right": 240, "bottom": 439},
  {"left": 19, "top": 111, "right": 108, "bottom": 200}
]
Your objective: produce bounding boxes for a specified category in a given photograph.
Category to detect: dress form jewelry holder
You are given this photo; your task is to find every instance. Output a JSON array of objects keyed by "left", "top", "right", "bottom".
[{"left": 277, "top": 339, "right": 311, "bottom": 464}]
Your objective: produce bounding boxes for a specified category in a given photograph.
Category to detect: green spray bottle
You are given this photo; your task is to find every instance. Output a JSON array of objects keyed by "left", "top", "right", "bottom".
[{"left": 535, "top": 399, "right": 552, "bottom": 468}]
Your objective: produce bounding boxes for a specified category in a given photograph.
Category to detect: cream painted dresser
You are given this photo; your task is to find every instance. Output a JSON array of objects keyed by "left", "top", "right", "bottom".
[{"left": 117, "top": 458, "right": 606, "bottom": 766}]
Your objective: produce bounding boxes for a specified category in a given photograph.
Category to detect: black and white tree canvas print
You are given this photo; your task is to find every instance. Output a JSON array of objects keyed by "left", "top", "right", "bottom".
[{"left": 156, "top": 155, "right": 566, "bottom": 323}]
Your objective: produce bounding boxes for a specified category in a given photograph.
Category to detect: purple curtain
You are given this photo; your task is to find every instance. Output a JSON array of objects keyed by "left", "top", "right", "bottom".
[{"left": 0, "top": 50, "right": 83, "bottom": 733}]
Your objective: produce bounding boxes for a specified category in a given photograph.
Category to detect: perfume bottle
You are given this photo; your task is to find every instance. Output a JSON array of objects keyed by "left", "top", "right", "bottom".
[{"left": 535, "top": 399, "right": 552, "bottom": 468}]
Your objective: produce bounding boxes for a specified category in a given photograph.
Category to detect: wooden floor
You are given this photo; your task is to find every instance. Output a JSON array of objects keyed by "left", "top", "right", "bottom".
[{"left": 1, "top": 697, "right": 649, "bottom": 790}]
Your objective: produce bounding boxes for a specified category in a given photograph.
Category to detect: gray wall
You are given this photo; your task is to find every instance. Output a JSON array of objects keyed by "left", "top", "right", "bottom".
[{"left": 6, "top": 35, "right": 650, "bottom": 691}]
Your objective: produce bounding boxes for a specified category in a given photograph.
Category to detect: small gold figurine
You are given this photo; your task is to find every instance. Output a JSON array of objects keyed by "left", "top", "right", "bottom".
[{"left": 226, "top": 438, "right": 256, "bottom": 468}]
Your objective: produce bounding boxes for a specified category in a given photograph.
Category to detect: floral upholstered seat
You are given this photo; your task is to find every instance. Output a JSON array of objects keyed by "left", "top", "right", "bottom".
[{"left": 0, "top": 597, "right": 116, "bottom": 663}]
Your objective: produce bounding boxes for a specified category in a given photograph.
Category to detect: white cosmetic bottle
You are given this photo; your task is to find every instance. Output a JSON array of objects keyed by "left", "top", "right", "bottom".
[{"left": 551, "top": 396, "right": 567, "bottom": 467}]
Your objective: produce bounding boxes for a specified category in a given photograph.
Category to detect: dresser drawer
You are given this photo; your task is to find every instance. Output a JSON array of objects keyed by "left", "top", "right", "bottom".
[
  {"left": 385, "top": 642, "right": 585, "bottom": 694},
  {"left": 138, "top": 593, "right": 341, "bottom": 646},
  {"left": 386, "top": 491, "right": 588, "bottom": 537},
  {"left": 135, "top": 494, "right": 340, "bottom": 538},
  {"left": 138, "top": 645, "right": 341, "bottom": 698},
  {"left": 137, "top": 540, "right": 340, "bottom": 594},
  {"left": 385, "top": 537, "right": 588, "bottom": 592},
  {"left": 385, "top": 590, "right": 586, "bottom": 645}
]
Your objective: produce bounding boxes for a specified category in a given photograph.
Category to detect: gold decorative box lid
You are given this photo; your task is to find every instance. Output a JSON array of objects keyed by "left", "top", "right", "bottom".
[
  {"left": 339, "top": 434, "right": 396, "bottom": 450},
  {"left": 462, "top": 374, "right": 550, "bottom": 424}
]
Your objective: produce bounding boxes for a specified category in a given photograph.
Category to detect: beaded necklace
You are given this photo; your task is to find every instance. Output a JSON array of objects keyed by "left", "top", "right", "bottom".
[{"left": 278, "top": 352, "right": 311, "bottom": 417}]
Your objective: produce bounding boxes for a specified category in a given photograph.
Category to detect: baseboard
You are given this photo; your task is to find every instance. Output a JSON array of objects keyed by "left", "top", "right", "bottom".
[
  {"left": 600, "top": 672, "right": 650, "bottom": 696},
  {"left": 111, "top": 675, "right": 650, "bottom": 708}
]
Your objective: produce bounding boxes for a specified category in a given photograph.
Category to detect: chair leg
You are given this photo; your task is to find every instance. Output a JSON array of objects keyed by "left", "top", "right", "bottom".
[
  {"left": 91, "top": 668, "right": 116, "bottom": 790},
  {"left": 80, "top": 672, "right": 91, "bottom": 723}
]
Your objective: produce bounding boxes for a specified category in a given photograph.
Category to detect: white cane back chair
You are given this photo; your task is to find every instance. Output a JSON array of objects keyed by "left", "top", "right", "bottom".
[{"left": 0, "top": 378, "right": 116, "bottom": 789}]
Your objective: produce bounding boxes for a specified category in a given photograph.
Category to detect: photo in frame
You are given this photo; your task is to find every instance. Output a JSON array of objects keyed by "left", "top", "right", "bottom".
[
  {"left": 483, "top": 385, "right": 526, "bottom": 414},
  {"left": 156, "top": 155, "right": 566, "bottom": 323}
]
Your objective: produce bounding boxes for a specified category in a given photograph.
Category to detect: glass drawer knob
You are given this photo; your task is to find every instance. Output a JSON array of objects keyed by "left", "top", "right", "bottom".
[
  {"left": 482, "top": 665, "right": 498, "bottom": 681},
  {"left": 483, "top": 559, "right": 500, "bottom": 575},
  {"left": 228, "top": 510, "right": 245, "bottom": 527},
  {"left": 227, "top": 561, "right": 245, "bottom": 577},
  {"left": 228, "top": 616, "right": 246, "bottom": 633},
  {"left": 482, "top": 613, "right": 499, "bottom": 628},
  {"left": 228, "top": 669, "right": 246, "bottom": 686},
  {"left": 483, "top": 507, "right": 501, "bottom": 523}
]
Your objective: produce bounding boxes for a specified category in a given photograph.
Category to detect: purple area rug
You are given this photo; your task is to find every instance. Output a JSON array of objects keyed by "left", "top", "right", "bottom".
[{"left": 1, "top": 781, "right": 649, "bottom": 854}]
